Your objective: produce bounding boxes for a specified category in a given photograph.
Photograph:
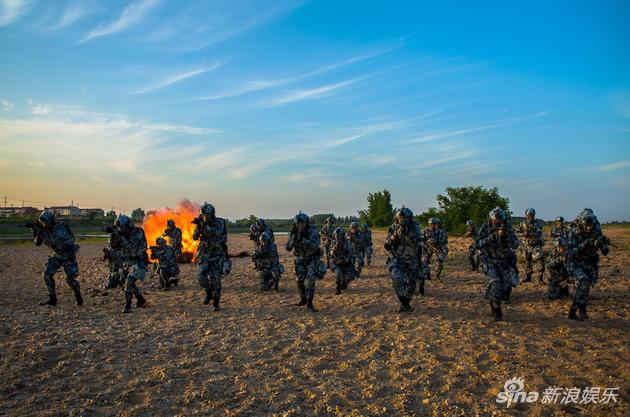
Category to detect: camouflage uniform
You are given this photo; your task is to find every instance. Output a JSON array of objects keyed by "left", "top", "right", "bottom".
[
  {"left": 31, "top": 210, "right": 83, "bottom": 306},
  {"left": 251, "top": 230, "right": 284, "bottom": 292},
  {"left": 287, "top": 213, "right": 325, "bottom": 311},
  {"left": 421, "top": 218, "right": 448, "bottom": 282},
  {"left": 566, "top": 210, "right": 609, "bottom": 320},
  {"left": 348, "top": 222, "right": 366, "bottom": 277},
  {"left": 362, "top": 224, "right": 373, "bottom": 267},
  {"left": 517, "top": 208, "right": 545, "bottom": 283},
  {"left": 477, "top": 207, "right": 520, "bottom": 321},
  {"left": 114, "top": 215, "right": 149, "bottom": 313},
  {"left": 465, "top": 220, "right": 479, "bottom": 272},
  {"left": 319, "top": 218, "right": 336, "bottom": 269},
  {"left": 192, "top": 203, "right": 230, "bottom": 311},
  {"left": 162, "top": 220, "right": 183, "bottom": 256},
  {"left": 550, "top": 216, "right": 569, "bottom": 241},
  {"left": 384, "top": 207, "right": 423, "bottom": 312},
  {"left": 150, "top": 238, "right": 180, "bottom": 290},
  {"left": 249, "top": 218, "right": 274, "bottom": 244},
  {"left": 329, "top": 227, "right": 356, "bottom": 294},
  {"left": 103, "top": 246, "right": 123, "bottom": 290},
  {"left": 547, "top": 238, "right": 572, "bottom": 300}
]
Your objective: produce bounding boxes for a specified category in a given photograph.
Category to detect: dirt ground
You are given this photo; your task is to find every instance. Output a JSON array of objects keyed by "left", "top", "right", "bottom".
[{"left": 0, "top": 229, "right": 628, "bottom": 417}]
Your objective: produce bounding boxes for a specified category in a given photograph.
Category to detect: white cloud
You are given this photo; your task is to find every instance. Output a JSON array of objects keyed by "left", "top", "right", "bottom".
[
  {"left": 259, "top": 79, "right": 358, "bottom": 107},
  {"left": 80, "top": 0, "right": 159, "bottom": 43},
  {"left": 50, "top": 1, "right": 91, "bottom": 30},
  {"left": 135, "top": 62, "right": 222, "bottom": 94},
  {"left": 0, "top": 99, "right": 14, "bottom": 111},
  {"left": 0, "top": 0, "right": 30, "bottom": 26},
  {"left": 598, "top": 160, "right": 630, "bottom": 172}
]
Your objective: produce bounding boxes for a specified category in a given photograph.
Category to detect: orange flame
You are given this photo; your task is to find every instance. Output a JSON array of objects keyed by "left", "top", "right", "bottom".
[{"left": 142, "top": 199, "right": 200, "bottom": 262}]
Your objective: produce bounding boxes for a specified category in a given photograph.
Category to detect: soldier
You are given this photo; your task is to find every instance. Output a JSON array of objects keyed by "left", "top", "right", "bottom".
[
  {"left": 329, "top": 227, "right": 356, "bottom": 295},
  {"left": 517, "top": 208, "right": 545, "bottom": 283},
  {"left": 421, "top": 218, "right": 449, "bottom": 282},
  {"left": 477, "top": 207, "right": 520, "bottom": 321},
  {"left": 566, "top": 210, "right": 610, "bottom": 320},
  {"left": 547, "top": 237, "right": 571, "bottom": 300},
  {"left": 249, "top": 218, "right": 274, "bottom": 243},
  {"left": 348, "top": 222, "right": 366, "bottom": 277},
  {"left": 103, "top": 227, "right": 123, "bottom": 290},
  {"left": 251, "top": 230, "right": 284, "bottom": 292},
  {"left": 28, "top": 210, "right": 83, "bottom": 307},
  {"left": 362, "top": 223, "right": 373, "bottom": 267},
  {"left": 465, "top": 220, "right": 479, "bottom": 272},
  {"left": 319, "top": 217, "right": 336, "bottom": 269},
  {"left": 112, "top": 214, "right": 149, "bottom": 313},
  {"left": 550, "top": 216, "right": 569, "bottom": 240},
  {"left": 162, "top": 219, "right": 183, "bottom": 256},
  {"left": 384, "top": 207, "right": 423, "bottom": 312},
  {"left": 286, "top": 212, "right": 325, "bottom": 311},
  {"left": 149, "top": 237, "right": 180, "bottom": 290},
  {"left": 192, "top": 202, "right": 230, "bottom": 311}
]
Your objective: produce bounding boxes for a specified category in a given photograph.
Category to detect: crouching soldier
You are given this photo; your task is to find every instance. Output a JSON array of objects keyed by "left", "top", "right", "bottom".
[
  {"left": 329, "top": 227, "right": 356, "bottom": 295},
  {"left": 162, "top": 219, "right": 183, "bottom": 257},
  {"left": 27, "top": 209, "right": 83, "bottom": 307},
  {"left": 192, "top": 202, "right": 230, "bottom": 311},
  {"left": 251, "top": 230, "right": 284, "bottom": 292},
  {"left": 477, "top": 207, "right": 520, "bottom": 321},
  {"left": 150, "top": 237, "right": 180, "bottom": 290},
  {"left": 566, "top": 210, "right": 610, "bottom": 320},
  {"left": 547, "top": 238, "right": 572, "bottom": 300},
  {"left": 287, "top": 213, "right": 325, "bottom": 311},
  {"left": 113, "top": 214, "right": 148, "bottom": 313},
  {"left": 384, "top": 207, "right": 423, "bottom": 312}
]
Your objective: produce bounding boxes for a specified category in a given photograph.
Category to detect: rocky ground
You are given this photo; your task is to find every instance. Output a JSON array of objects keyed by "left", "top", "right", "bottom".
[{"left": 0, "top": 229, "right": 628, "bottom": 416}]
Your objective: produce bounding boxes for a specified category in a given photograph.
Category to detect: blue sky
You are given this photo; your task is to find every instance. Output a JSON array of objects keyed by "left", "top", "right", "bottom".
[{"left": 0, "top": 0, "right": 629, "bottom": 221}]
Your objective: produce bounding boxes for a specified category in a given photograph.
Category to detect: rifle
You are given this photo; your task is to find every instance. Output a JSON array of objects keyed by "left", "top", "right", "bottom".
[{"left": 20, "top": 221, "right": 44, "bottom": 234}]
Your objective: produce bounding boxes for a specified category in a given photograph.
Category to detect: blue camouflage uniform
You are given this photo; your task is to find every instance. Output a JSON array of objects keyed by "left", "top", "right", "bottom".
[
  {"left": 287, "top": 213, "right": 325, "bottom": 310},
  {"left": 384, "top": 208, "right": 423, "bottom": 311},
  {"left": 477, "top": 207, "right": 519, "bottom": 321},
  {"left": 329, "top": 227, "right": 356, "bottom": 294},
  {"left": 517, "top": 208, "right": 545, "bottom": 282},
  {"left": 348, "top": 223, "right": 366, "bottom": 277},
  {"left": 251, "top": 230, "right": 283, "bottom": 292},
  {"left": 193, "top": 203, "right": 230, "bottom": 310},
  {"left": 362, "top": 224, "right": 373, "bottom": 267},
  {"left": 150, "top": 240, "right": 180, "bottom": 290},
  {"left": 421, "top": 219, "right": 448, "bottom": 281},
  {"left": 116, "top": 218, "right": 149, "bottom": 312}
]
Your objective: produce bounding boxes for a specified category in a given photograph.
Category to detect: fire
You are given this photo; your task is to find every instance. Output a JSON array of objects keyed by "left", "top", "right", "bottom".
[{"left": 142, "top": 199, "right": 200, "bottom": 263}]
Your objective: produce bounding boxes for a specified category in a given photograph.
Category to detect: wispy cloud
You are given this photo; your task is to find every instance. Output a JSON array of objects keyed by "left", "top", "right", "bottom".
[
  {"left": 135, "top": 62, "right": 222, "bottom": 94},
  {"left": 50, "top": 1, "right": 92, "bottom": 30},
  {"left": 598, "top": 160, "right": 630, "bottom": 172},
  {"left": 0, "top": 99, "right": 14, "bottom": 111},
  {"left": 192, "top": 39, "right": 405, "bottom": 101},
  {"left": 0, "top": 0, "right": 30, "bottom": 26},
  {"left": 80, "top": 0, "right": 159, "bottom": 43},
  {"left": 259, "top": 79, "right": 358, "bottom": 107}
]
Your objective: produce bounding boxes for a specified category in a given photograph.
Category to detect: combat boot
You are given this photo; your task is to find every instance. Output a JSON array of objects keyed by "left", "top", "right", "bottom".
[
  {"left": 136, "top": 293, "right": 147, "bottom": 308},
  {"left": 274, "top": 283, "right": 279, "bottom": 293},
  {"left": 213, "top": 290, "right": 221, "bottom": 312},
  {"left": 335, "top": 285, "right": 342, "bottom": 295},
  {"left": 203, "top": 289, "right": 213, "bottom": 305},
  {"left": 122, "top": 299, "right": 132, "bottom": 313},
  {"left": 578, "top": 305, "right": 589, "bottom": 320},
  {"left": 538, "top": 273, "right": 545, "bottom": 284},
  {"left": 524, "top": 273, "right": 532, "bottom": 283},
  {"left": 568, "top": 304, "right": 580, "bottom": 320},
  {"left": 39, "top": 294, "right": 57, "bottom": 306},
  {"left": 294, "top": 297, "right": 308, "bottom": 306},
  {"left": 306, "top": 297, "right": 318, "bottom": 312},
  {"left": 74, "top": 291, "right": 84, "bottom": 306},
  {"left": 492, "top": 306, "right": 503, "bottom": 322}
]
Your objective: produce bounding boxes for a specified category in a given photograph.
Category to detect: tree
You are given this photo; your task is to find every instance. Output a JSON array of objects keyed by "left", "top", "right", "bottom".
[
  {"left": 418, "top": 186, "right": 510, "bottom": 235},
  {"left": 233, "top": 214, "right": 258, "bottom": 227},
  {"left": 131, "top": 208, "right": 145, "bottom": 223},
  {"left": 358, "top": 189, "right": 396, "bottom": 227},
  {"left": 310, "top": 213, "right": 335, "bottom": 226}
]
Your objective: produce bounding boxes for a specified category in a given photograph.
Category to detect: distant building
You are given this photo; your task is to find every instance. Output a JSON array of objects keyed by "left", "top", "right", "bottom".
[
  {"left": 0, "top": 206, "right": 40, "bottom": 217},
  {"left": 79, "top": 208, "right": 105, "bottom": 217},
  {"left": 50, "top": 206, "right": 81, "bottom": 217}
]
